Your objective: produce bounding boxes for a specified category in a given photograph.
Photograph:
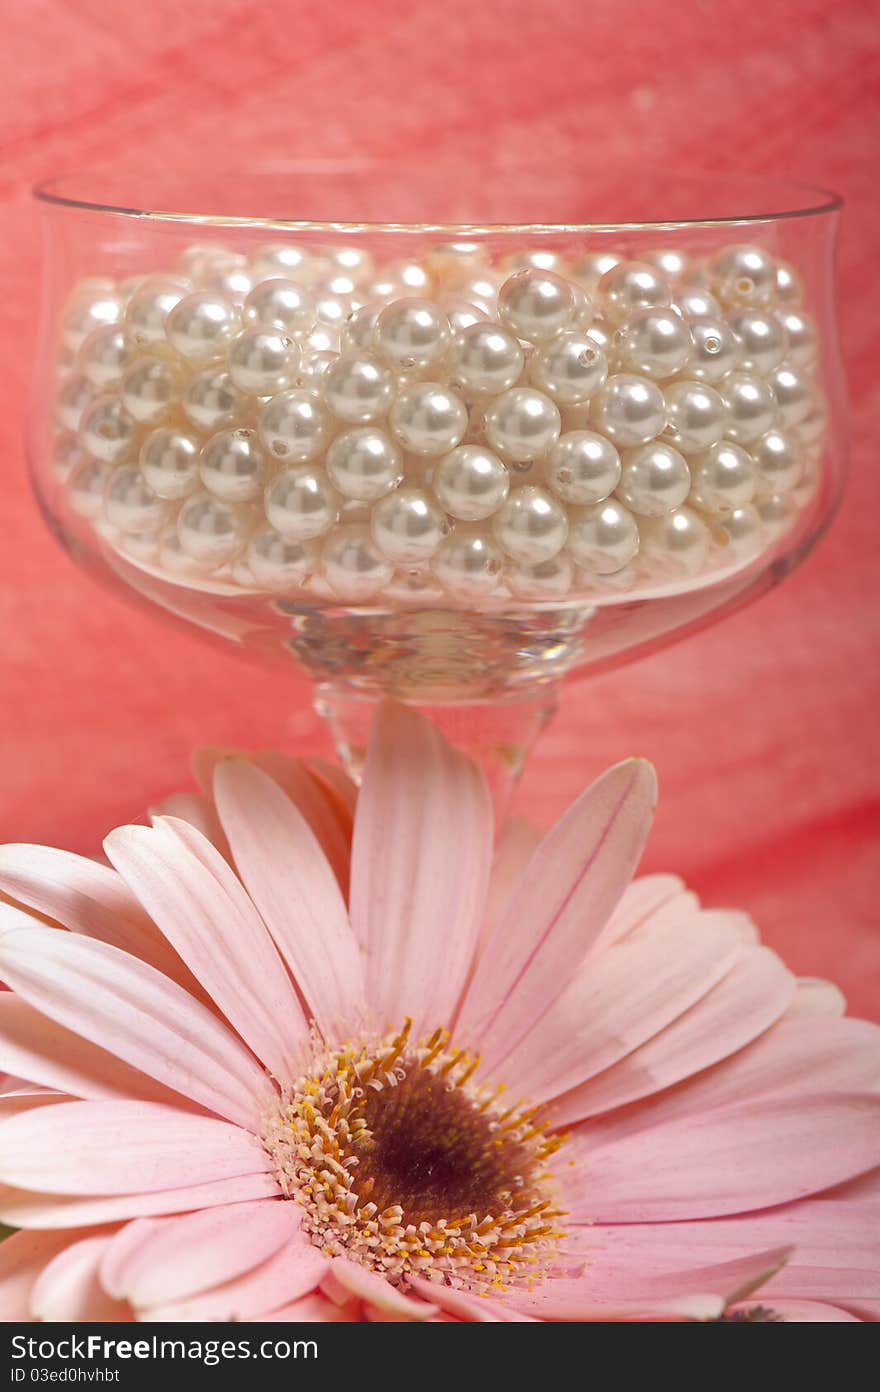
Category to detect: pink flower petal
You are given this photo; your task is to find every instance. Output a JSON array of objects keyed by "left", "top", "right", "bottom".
[
  {"left": 149, "top": 792, "right": 231, "bottom": 860},
  {"left": 0, "top": 1174, "right": 280, "bottom": 1229},
  {"left": 139, "top": 1229, "right": 328, "bottom": 1321},
  {"left": 31, "top": 1234, "right": 131, "bottom": 1321},
  {"left": 349, "top": 703, "right": 493, "bottom": 1033},
  {"left": 550, "top": 945, "right": 795, "bottom": 1124},
  {"left": 458, "top": 759, "right": 656, "bottom": 1067},
  {"left": 105, "top": 818, "right": 307, "bottom": 1075},
  {"left": 212, "top": 760, "right": 362, "bottom": 1036},
  {"left": 0, "top": 1228, "right": 76, "bottom": 1319},
  {"left": 258, "top": 1291, "right": 360, "bottom": 1321},
  {"left": 406, "top": 1277, "right": 537, "bottom": 1320},
  {"left": 326, "top": 1258, "right": 438, "bottom": 1320},
  {"left": 787, "top": 978, "right": 847, "bottom": 1017},
  {"left": 590, "top": 873, "right": 688, "bottom": 952},
  {"left": 732, "top": 1299, "right": 860, "bottom": 1321},
  {"left": 477, "top": 817, "right": 542, "bottom": 960},
  {"left": 0, "top": 919, "right": 268, "bottom": 1128},
  {"left": 0, "top": 1100, "right": 271, "bottom": 1195},
  {"left": 102, "top": 1199, "right": 298, "bottom": 1306},
  {"left": 503, "top": 1283, "right": 724, "bottom": 1321}
]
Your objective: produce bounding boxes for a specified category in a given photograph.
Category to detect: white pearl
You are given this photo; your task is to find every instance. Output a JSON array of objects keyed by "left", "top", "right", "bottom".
[
  {"left": 441, "top": 298, "right": 488, "bottom": 335},
  {"left": 617, "top": 442, "right": 691, "bottom": 516},
  {"left": 326, "top": 245, "right": 374, "bottom": 283},
  {"left": 259, "top": 390, "right": 331, "bottom": 463},
  {"left": 616, "top": 309, "right": 692, "bottom": 379},
  {"left": 796, "top": 398, "right": 827, "bottom": 447},
  {"left": 117, "top": 528, "right": 161, "bottom": 564},
  {"left": 326, "top": 427, "right": 403, "bottom": 501},
  {"left": 775, "top": 309, "right": 818, "bottom": 368},
  {"left": 546, "top": 431, "right": 620, "bottom": 505},
  {"left": 427, "top": 241, "right": 488, "bottom": 283},
  {"left": 673, "top": 288, "right": 722, "bottom": 319},
  {"left": 314, "top": 289, "right": 355, "bottom": 328},
  {"left": 387, "top": 260, "right": 433, "bottom": 293},
  {"left": 598, "top": 261, "right": 670, "bottom": 324},
  {"left": 140, "top": 427, "right": 200, "bottom": 499},
  {"left": 752, "top": 428, "right": 803, "bottom": 495},
  {"left": 183, "top": 368, "right": 246, "bottom": 433},
  {"left": 227, "top": 327, "right": 298, "bottom": 395},
  {"left": 341, "top": 303, "right": 382, "bottom": 352},
  {"left": 431, "top": 528, "right": 504, "bottom": 597},
  {"left": 55, "top": 373, "right": 93, "bottom": 432},
  {"left": 497, "top": 270, "right": 576, "bottom": 343},
  {"left": 769, "top": 362, "right": 813, "bottom": 427},
  {"left": 686, "top": 317, "right": 741, "bottom": 382},
  {"left": 708, "top": 244, "right": 776, "bottom": 307},
  {"left": 584, "top": 317, "right": 616, "bottom": 356},
  {"left": 571, "top": 251, "right": 620, "bottom": 288},
  {"left": 200, "top": 428, "right": 265, "bottom": 502},
  {"left": 165, "top": 292, "right": 239, "bottom": 362},
  {"left": 726, "top": 309, "right": 788, "bottom": 375},
  {"left": 720, "top": 372, "right": 778, "bottom": 443},
  {"left": 265, "top": 466, "right": 340, "bottom": 539},
  {"left": 78, "top": 325, "right": 136, "bottom": 390},
  {"left": 201, "top": 263, "right": 253, "bottom": 304},
  {"left": 297, "top": 350, "right": 339, "bottom": 392},
  {"left": 505, "top": 550, "right": 574, "bottom": 600},
  {"left": 104, "top": 464, "right": 167, "bottom": 533},
  {"left": 373, "top": 298, "right": 450, "bottom": 370},
  {"left": 322, "top": 524, "right": 394, "bottom": 600},
  {"left": 484, "top": 388, "right": 561, "bottom": 463},
  {"left": 178, "top": 243, "right": 238, "bottom": 278},
  {"left": 61, "top": 288, "right": 122, "bottom": 352},
  {"left": 251, "top": 243, "right": 319, "bottom": 282},
  {"left": 688, "top": 441, "right": 756, "bottom": 513},
  {"left": 157, "top": 523, "right": 213, "bottom": 576},
  {"left": 321, "top": 351, "right": 395, "bottom": 424},
  {"left": 447, "top": 323, "right": 524, "bottom": 396},
  {"left": 492, "top": 485, "right": 568, "bottom": 563},
  {"left": 432, "top": 445, "right": 509, "bottom": 521},
  {"left": 390, "top": 382, "right": 468, "bottom": 456},
  {"left": 774, "top": 261, "right": 803, "bottom": 305},
  {"left": 120, "top": 356, "right": 182, "bottom": 425},
  {"left": 243, "top": 279, "right": 315, "bottom": 335},
  {"left": 501, "top": 249, "right": 568, "bottom": 275},
  {"left": 68, "top": 457, "right": 113, "bottom": 517},
  {"left": 302, "top": 324, "right": 342, "bottom": 354},
  {"left": 640, "top": 506, "right": 710, "bottom": 575},
  {"left": 663, "top": 380, "right": 727, "bottom": 452},
  {"left": 124, "top": 276, "right": 190, "bottom": 347},
  {"left": 53, "top": 432, "right": 84, "bottom": 482},
  {"left": 78, "top": 395, "right": 136, "bottom": 464},
  {"left": 708, "top": 503, "right": 763, "bottom": 562},
  {"left": 530, "top": 331, "right": 608, "bottom": 403},
  {"left": 568, "top": 499, "right": 640, "bottom": 573},
  {"left": 756, "top": 491, "right": 797, "bottom": 539},
  {"left": 643, "top": 248, "right": 690, "bottom": 279},
  {"left": 177, "top": 492, "right": 249, "bottom": 565},
  {"left": 590, "top": 374, "right": 665, "bottom": 447},
  {"left": 457, "top": 271, "right": 503, "bottom": 315},
  {"left": 370, "top": 487, "right": 449, "bottom": 563},
  {"left": 247, "top": 525, "right": 317, "bottom": 590}
]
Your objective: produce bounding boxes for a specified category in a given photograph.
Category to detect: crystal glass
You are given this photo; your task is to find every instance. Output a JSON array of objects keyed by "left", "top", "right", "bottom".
[{"left": 29, "top": 163, "right": 846, "bottom": 813}]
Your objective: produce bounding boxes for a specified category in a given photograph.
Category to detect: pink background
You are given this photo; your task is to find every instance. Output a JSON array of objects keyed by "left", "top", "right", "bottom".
[{"left": 1, "top": 1, "right": 877, "bottom": 1015}]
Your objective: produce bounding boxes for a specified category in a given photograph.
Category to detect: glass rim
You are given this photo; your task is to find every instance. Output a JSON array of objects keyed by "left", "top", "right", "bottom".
[{"left": 31, "top": 163, "right": 845, "bottom": 234}]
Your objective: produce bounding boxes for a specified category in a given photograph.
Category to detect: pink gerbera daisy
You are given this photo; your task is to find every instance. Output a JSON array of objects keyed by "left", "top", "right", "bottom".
[{"left": 0, "top": 703, "right": 878, "bottom": 1323}]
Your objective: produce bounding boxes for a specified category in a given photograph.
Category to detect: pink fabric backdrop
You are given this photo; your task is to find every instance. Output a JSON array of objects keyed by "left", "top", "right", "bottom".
[{"left": 1, "top": 1, "right": 877, "bottom": 1015}]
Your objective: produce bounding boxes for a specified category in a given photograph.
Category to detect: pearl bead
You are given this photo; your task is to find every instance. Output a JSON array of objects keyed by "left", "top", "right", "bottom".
[
  {"left": 140, "top": 427, "right": 200, "bottom": 499},
  {"left": 243, "top": 278, "right": 315, "bottom": 335},
  {"left": 796, "top": 398, "right": 827, "bottom": 447},
  {"left": 373, "top": 298, "right": 450, "bottom": 370},
  {"left": 546, "top": 431, "right": 620, "bottom": 505},
  {"left": 590, "top": 374, "right": 665, "bottom": 447},
  {"left": 177, "top": 492, "right": 249, "bottom": 566},
  {"left": 265, "top": 466, "right": 340, "bottom": 539},
  {"left": 447, "top": 323, "right": 524, "bottom": 396},
  {"left": 182, "top": 368, "right": 246, "bottom": 433},
  {"left": 643, "top": 248, "right": 690, "bottom": 280},
  {"left": 165, "top": 292, "right": 239, "bottom": 363},
  {"left": 673, "top": 288, "right": 722, "bottom": 319},
  {"left": 296, "top": 350, "right": 338, "bottom": 393},
  {"left": 756, "top": 490, "right": 797, "bottom": 539},
  {"left": 120, "top": 356, "right": 181, "bottom": 425},
  {"left": 617, "top": 309, "right": 692, "bottom": 379},
  {"left": 247, "top": 525, "right": 317, "bottom": 590},
  {"left": 598, "top": 261, "right": 670, "bottom": 324},
  {"left": 492, "top": 485, "right": 568, "bottom": 564},
  {"left": 457, "top": 271, "right": 503, "bottom": 315},
  {"left": 708, "top": 244, "right": 776, "bottom": 307},
  {"left": 433, "top": 445, "right": 510, "bottom": 521},
  {"left": 326, "top": 427, "right": 403, "bottom": 500},
  {"left": 157, "top": 524, "right": 212, "bottom": 576},
  {"left": 201, "top": 263, "right": 253, "bottom": 304},
  {"left": 686, "top": 317, "right": 741, "bottom": 382},
  {"left": 322, "top": 524, "right": 394, "bottom": 600},
  {"left": 326, "top": 246, "right": 374, "bottom": 283},
  {"left": 688, "top": 441, "right": 757, "bottom": 513},
  {"left": 663, "top": 380, "right": 727, "bottom": 453},
  {"left": 708, "top": 503, "right": 763, "bottom": 562},
  {"left": 341, "top": 303, "right": 382, "bottom": 352},
  {"left": 314, "top": 289, "right": 355, "bottom": 328},
  {"left": 726, "top": 309, "right": 788, "bottom": 375},
  {"left": 774, "top": 261, "right": 803, "bottom": 304},
  {"left": 321, "top": 351, "right": 395, "bottom": 424},
  {"left": 178, "top": 243, "right": 238, "bottom": 278},
  {"left": 769, "top": 362, "right": 813, "bottom": 427},
  {"left": 484, "top": 388, "right": 561, "bottom": 463},
  {"left": 640, "top": 507, "right": 710, "bottom": 576},
  {"left": 104, "top": 464, "right": 167, "bottom": 533},
  {"left": 227, "top": 327, "right": 298, "bottom": 395},
  {"left": 370, "top": 487, "right": 448, "bottom": 563},
  {"left": 61, "top": 288, "right": 121, "bottom": 352},
  {"left": 259, "top": 390, "right": 331, "bottom": 463},
  {"left": 752, "top": 428, "right": 803, "bottom": 495},
  {"left": 775, "top": 309, "right": 818, "bottom": 368},
  {"left": 251, "top": 243, "right": 318, "bottom": 282},
  {"left": 431, "top": 528, "right": 504, "bottom": 597},
  {"left": 302, "top": 324, "right": 342, "bottom": 355},
  {"left": 124, "top": 277, "right": 190, "bottom": 347},
  {"left": 117, "top": 528, "right": 161, "bottom": 564},
  {"left": 441, "top": 298, "right": 488, "bottom": 335},
  {"left": 78, "top": 395, "right": 136, "bottom": 464},
  {"left": 387, "top": 260, "right": 433, "bottom": 293},
  {"left": 68, "top": 457, "right": 113, "bottom": 517},
  {"left": 720, "top": 372, "right": 778, "bottom": 443},
  {"left": 571, "top": 251, "right": 620, "bottom": 288},
  {"left": 55, "top": 373, "right": 93, "bottom": 432},
  {"left": 390, "top": 382, "right": 467, "bottom": 456},
  {"left": 78, "top": 325, "right": 136, "bottom": 391},
  {"left": 502, "top": 249, "right": 568, "bottom": 275},
  {"left": 584, "top": 318, "right": 616, "bottom": 356},
  {"left": 567, "top": 499, "right": 640, "bottom": 573},
  {"left": 617, "top": 442, "right": 691, "bottom": 516},
  {"left": 505, "top": 550, "right": 574, "bottom": 600},
  {"left": 530, "top": 331, "right": 608, "bottom": 403},
  {"left": 427, "top": 241, "right": 488, "bottom": 283},
  {"left": 200, "top": 428, "right": 265, "bottom": 502},
  {"left": 53, "top": 432, "right": 84, "bottom": 483},
  {"left": 497, "top": 270, "right": 576, "bottom": 343}
]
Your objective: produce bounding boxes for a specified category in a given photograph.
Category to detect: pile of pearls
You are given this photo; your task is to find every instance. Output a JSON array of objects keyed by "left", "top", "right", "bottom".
[{"left": 53, "top": 238, "right": 825, "bottom": 605}]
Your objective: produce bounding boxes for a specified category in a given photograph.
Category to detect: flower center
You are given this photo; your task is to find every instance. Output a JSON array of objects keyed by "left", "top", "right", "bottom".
[{"left": 262, "top": 1020, "right": 567, "bottom": 1292}]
